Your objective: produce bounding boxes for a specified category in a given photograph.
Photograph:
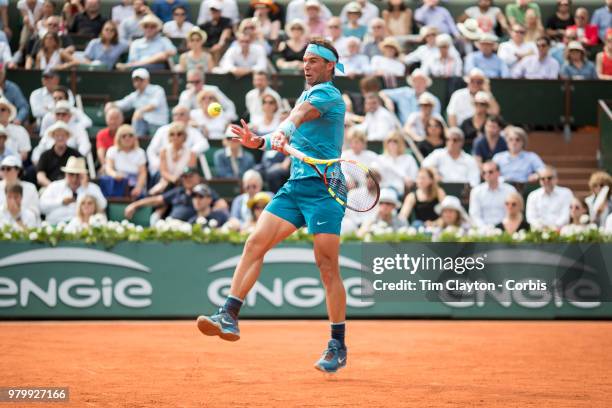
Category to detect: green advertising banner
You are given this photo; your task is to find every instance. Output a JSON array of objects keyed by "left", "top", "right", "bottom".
[{"left": 0, "top": 242, "right": 611, "bottom": 319}]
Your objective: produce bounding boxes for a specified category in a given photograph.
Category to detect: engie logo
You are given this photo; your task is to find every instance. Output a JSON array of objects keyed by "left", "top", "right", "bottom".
[
  {"left": 0, "top": 248, "right": 152, "bottom": 309},
  {"left": 207, "top": 248, "right": 373, "bottom": 309}
]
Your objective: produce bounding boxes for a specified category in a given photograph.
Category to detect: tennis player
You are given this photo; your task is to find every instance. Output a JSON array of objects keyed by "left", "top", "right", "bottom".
[{"left": 197, "top": 38, "right": 348, "bottom": 373}]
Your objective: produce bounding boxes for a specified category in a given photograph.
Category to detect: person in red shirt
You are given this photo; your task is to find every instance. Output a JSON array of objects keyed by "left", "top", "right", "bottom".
[
  {"left": 569, "top": 7, "right": 599, "bottom": 46},
  {"left": 596, "top": 28, "right": 612, "bottom": 79},
  {"left": 95, "top": 107, "right": 123, "bottom": 172}
]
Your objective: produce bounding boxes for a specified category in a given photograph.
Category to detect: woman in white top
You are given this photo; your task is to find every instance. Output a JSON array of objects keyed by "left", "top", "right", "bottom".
[
  {"left": 190, "top": 89, "right": 231, "bottom": 140},
  {"left": 249, "top": 92, "right": 280, "bottom": 136},
  {"left": 251, "top": 0, "right": 280, "bottom": 43},
  {"left": 585, "top": 171, "right": 612, "bottom": 226},
  {"left": 371, "top": 37, "right": 406, "bottom": 77},
  {"left": 105, "top": 124, "right": 147, "bottom": 198},
  {"left": 28, "top": 32, "right": 73, "bottom": 70},
  {"left": 372, "top": 131, "right": 418, "bottom": 197},
  {"left": 0, "top": 156, "right": 40, "bottom": 221},
  {"left": 460, "top": 0, "right": 509, "bottom": 34},
  {"left": 66, "top": 194, "right": 107, "bottom": 232},
  {"left": 178, "top": 27, "right": 213, "bottom": 73},
  {"left": 404, "top": 92, "right": 446, "bottom": 142},
  {"left": 340, "top": 126, "right": 379, "bottom": 167},
  {"left": 150, "top": 122, "right": 196, "bottom": 194}
]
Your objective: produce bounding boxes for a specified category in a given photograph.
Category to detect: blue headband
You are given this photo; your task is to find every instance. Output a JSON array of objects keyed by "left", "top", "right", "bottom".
[{"left": 305, "top": 43, "right": 344, "bottom": 74}]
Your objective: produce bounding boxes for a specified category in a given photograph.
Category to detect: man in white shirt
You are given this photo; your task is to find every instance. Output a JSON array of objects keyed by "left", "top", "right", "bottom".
[
  {"left": 245, "top": 71, "right": 281, "bottom": 124},
  {"left": 512, "top": 36, "right": 560, "bottom": 79},
  {"left": 469, "top": 161, "right": 517, "bottom": 227},
  {"left": 497, "top": 23, "right": 537, "bottom": 70},
  {"left": 29, "top": 70, "right": 75, "bottom": 123},
  {"left": 147, "top": 105, "right": 209, "bottom": 174},
  {"left": 446, "top": 68, "right": 499, "bottom": 127},
  {"left": 526, "top": 165, "right": 574, "bottom": 229},
  {"left": 197, "top": 0, "right": 239, "bottom": 25},
  {"left": 162, "top": 5, "right": 193, "bottom": 38},
  {"left": 178, "top": 69, "right": 236, "bottom": 120},
  {"left": 0, "top": 98, "right": 31, "bottom": 162},
  {"left": 0, "top": 183, "right": 38, "bottom": 229},
  {"left": 40, "top": 156, "right": 107, "bottom": 225},
  {"left": 360, "top": 92, "right": 400, "bottom": 142},
  {"left": 286, "top": 0, "right": 332, "bottom": 25},
  {"left": 214, "top": 34, "right": 268, "bottom": 77},
  {"left": 39, "top": 86, "right": 90, "bottom": 136},
  {"left": 340, "top": 0, "right": 379, "bottom": 27},
  {"left": 341, "top": 126, "right": 379, "bottom": 167},
  {"left": 422, "top": 127, "right": 481, "bottom": 187},
  {"left": 325, "top": 17, "right": 350, "bottom": 58}
]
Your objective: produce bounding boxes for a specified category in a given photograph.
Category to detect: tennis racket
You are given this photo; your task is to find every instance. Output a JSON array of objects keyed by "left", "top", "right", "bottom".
[{"left": 283, "top": 144, "right": 380, "bottom": 212}]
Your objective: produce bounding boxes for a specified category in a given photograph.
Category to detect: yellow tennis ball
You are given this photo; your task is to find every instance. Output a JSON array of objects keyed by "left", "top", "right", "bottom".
[{"left": 207, "top": 102, "right": 222, "bottom": 117}]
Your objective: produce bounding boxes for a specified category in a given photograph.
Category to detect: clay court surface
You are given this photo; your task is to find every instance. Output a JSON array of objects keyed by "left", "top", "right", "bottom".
[{"left": 1, "top": 320, "right": 611, "bottom": 408}]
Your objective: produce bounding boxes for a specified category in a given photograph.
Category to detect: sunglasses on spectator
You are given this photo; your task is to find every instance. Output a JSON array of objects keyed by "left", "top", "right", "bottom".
[
  {"left": 121, "top": 133, "right": 135, "bottom": 139},
  {"left": 386, "top": 139, "right": 399, "bottom": 144},
  {"left": 447, "top": 137, "right": 462, "bottom": 142},
  {"left": 505, "top": 201, "right": 518, "bottom": 207},
  {"left": 327, "top": 25, "right": 340, "bottom": 29},
  {"left": 262, "top": 99, "right": 276, "bottom": 104},
  {"left": 244, "top": 184, "right": 259, "bottom": 190},
  {"left": 189, "top": 36, "right": 203, "bottom": 41},
  {"left": 537, "top": 43, "right": 549, "bottom": 48},
  {"left": 169, "top": 132, "right": 185, "bottom": 137},
  {"left": 470, "top": 79, "right": 484, "bottom": 85},
  {"left": 540, "top": 176, "right": 554, "bottom": 181},
  {"left": 193, "top": 194, "right": 210, "bottom": 199},
  {"left": 427, "top": 123, "right": 442, "bottom": 128},
  {"left": 187, "top": 79, "right": 202, "bottom": 84},
  {"left": 174, "top": 12, "right": 186, "bottom": 16},
  {"left": 483, "top": 170, "right": 497, "bottom": 175},
  {"left": 0, "top": 166, "right": 18, "bottom": 171},
  {"left": 56, "top": 111, "right": 70, "bottom": 116},
  {"left": 507, "top": 137, "right": 521, "bottom": 142},
  {"left": 201, "top": 96, "right": 217, "bottom": 101},
  {"left": 514, "top": 29, "right": 526, "bottom": 34},
  {"left": 0, "top": 107, "right": 9, "bottom": 112}
]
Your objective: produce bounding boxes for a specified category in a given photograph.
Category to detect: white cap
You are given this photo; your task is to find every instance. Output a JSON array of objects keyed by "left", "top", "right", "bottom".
[
  {"left": 54, "top": 100, "right": 73, "bottom": 113},
  {"left": 379, "top": 188, "right": 400, "bottom": 208},
  {"left": 1, "top": 155, "right": 22, "bottom": 168},
  {"left": 208, "top": 0, "right": 223, "bottom": 10},
  {"left": 131, "top": 68, "right": 150, "bottom": 80},
  {"left": 47, "top": 120, "right": 72, "bottom": 136},
  {"left": 418, "top": 92, "right": 436, "bottom": 106},
  {"left": 474, "top": 91, "right": 491, "bottom": 104}
]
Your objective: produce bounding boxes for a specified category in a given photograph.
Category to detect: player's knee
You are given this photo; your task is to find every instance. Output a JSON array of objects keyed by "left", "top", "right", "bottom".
[
  {"left": 316, "top": 256, "right": 340, "bottom": 287},
  {"left": 243, "top": 234, "right": 269, "bottom": 258}
]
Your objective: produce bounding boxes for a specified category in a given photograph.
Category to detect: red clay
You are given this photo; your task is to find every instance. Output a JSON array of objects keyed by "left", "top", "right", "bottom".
[{"left": 1, "top": 321, "right": 611, "bottom": 407}]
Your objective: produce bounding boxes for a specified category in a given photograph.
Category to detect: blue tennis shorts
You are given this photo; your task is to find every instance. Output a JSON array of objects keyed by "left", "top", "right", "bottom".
[{"left": 266, "top": 177, "right": 345, "bottom": 235}]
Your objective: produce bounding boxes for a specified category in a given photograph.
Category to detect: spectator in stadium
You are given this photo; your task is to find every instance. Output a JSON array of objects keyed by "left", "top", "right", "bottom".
[
  {"left": 215, "top": 33, "right": 268, "bottom": 76},
  {"left": 363, "top": 18, "right": 386, "bottom": 59},
  {"left": 189, "top": 183, "right": 229, "bottom": 227},
  {"left": 460, "top": 91, "right": 490, "bottom": 148},
  {"left": 371, "top": 37, "right": 405, "bottom": 77},
  {"left": 404, "top": 26, "right": 439, "bottom": 68},
  {"left": 178, "top": 69, "right": 236, "bottom": 118},
  {"left": 342, "top": 37, "right": 370, "bottom": 76},
  {"left": 29, "top": 71, "right": 73, "bottom": 123},
  {"left": 251, "top": 0, "right": 280, "bottom": 42},
  {"left": 464, "top": 33, "right": 510, "bottom": 78},
  {"left": 560, "top": 41, "right": 597, "bottom": 79},
  {"left": 118, "top": 14, "right": 177, "bottom": 71},
  {"left": 149, "top": 122, "right": 197, "bottom": 194},
  {"left": 0, "top": 184, "right": 38, "bottom": 229},
  {"left": 17, "top": 0, "right": 45, "bottom": 52},
  {"left": 341, "top": 126, "right": 379, "bottom": 167},
  {"left": 372, "top": 131, "right": 418, "bottom": 196},
  {"left": 303, "top": 0, "right": 325, "bottom": 39},
  {"left": 422, "top": 127, "right": 481, "bottom": 187},
  {"left": 414, "top": 0, "right": 459, "bottom": 37},
  {"left": 275, "top": 20, "right": 308, "bottom": 72},
  {"left": 446, "top": 68, "right": 499, "bottom": 128},
  {"left": 227, "top": 170, "right": 268, "bottom": 228},
  {"left": 199, "top": 0, "right": 233, "bottom": 62},
  {"left": 472, "top": 115, "right": 507, "bottom": 166},
  {"left": 112, "top": 0, "right": 134, "bottom": 24},
  {"left": 197, "top": 0, "right": 239, "bottom": 26},
  {"left": 239, "top": 191, "right": 271, "bottom": 233},
  {"left": 147, "top": 105, "right": 208, "bottom": 175},
  {"left": 569, "top": 7, "right": 599, "bottom": 47},
  {"left": 505, "top": 0, "right": 540, "bottom": 27},
  {"left": 526, "top": 165, "right": 573, "bottom": 229},
  {"left": 0, "top": 69, "right": 30, "bottom": 125},
  {"left": 360, "top": 92, "right": 400, "bottom": 142},
  {"left": 28, "top": 15, "right": 75, "bottom": 60},
  {"left": 34, "top": 0, "right": 55, "bottom": 37},
  {"left": 0, "top": 126, "right": 14, "bottom": 162},
  {"left": 249, "top": 92, "right": 281, "bottom": 135},
  {"left": 498, "top": 24, "right": 537, "bottom": 70},
  {"left": 492, "top": 126, "right": 543, "bottom": 184},
  {"left": 429, "top": 195, "right": 471, "bottom": 231},
  {"left": 551, "top": 27, "right": 578, "bottom": 65},
  {"left": 0, "top": 32, "right": 12, "bottom": 68},
  {"left": 61, "top": 0, "right": 84, "bottom": 30},
  {"left": 404, "top": 92, "right": 445, "bottom": 142},
  {"left": 106, "top": 68, "right": 169, "bottom": 137},
  {"left": 592, "top": 0, "right": 612, "bottom": 43},
  {"left": 342, "top": 2, "right": 367, "bottom": 40},
  {"left": 190, "top": 89, "right": 231, "bottom": 139},
  {"left": 80, "top": 20, "right": 129, "bottom": 69},
  {"left": 546, "top": 0, "right": 574, "bottom": 41},
  {"left": 245, "top": 71, "right": 281, "bottom": 125},
  {"left": 512, "top": 36, "right": 560, "bottom": 79},
  {"left": 69, "top": 0, "right": 106, "bottom": 38},
  {"left": 596, "top": 29, "right": 612, "bottom": 79},
  {"left": 233, "top": 18, "right": 271, "bottom": 55},
  {"left": 382, "top": 0, "right": 412, "bottom": 38},
  {"left": 566, "top": 196, "right": 590, "bottom": 226},
  {"left": 33, "top": 101, "right": 91, "bottom": 164},
  {"left": 421, "top": 33, "right": 463, "bottom": 78},
  {"left": 214, "top": 129, "right": 256, "bottom": 178},
  {"left": 39, "top": 88, "right": 92, "bottom": 139},
  {"left": 65, "top": 194, "right": 107, "bottom": 231},
  {"left": 524, "top": 8, "right": 544, "bottom": 43},
  {"left": 457, "top": 18, "right": 483, "bottom": 56},
  {"left": 36, "top": 122, "right": 82, "bottom": 187},
  {"left": 469, "top": 161, "right": 517, "bottom": 227},
  {"left": 357, "top": 188, "right": 406, "bottom": 236},
  {"left": 0, "top": 156, "right": 40, "bottom": 220},
  {"left": 96, "top": 107, "right": 124, "bottom": 172},
  {"left": 162, "top": 5, "right": 193, "bottom": 38},
  {"left": 125, "top": 166, "right": 227, "bottom": 222},
  {"left": 178, "top": 27, "right": 213, "bottom": 72},
  {"left": 381, "top": 69, "right": 440, "bottom": 126},
  {"left": 460, "top": 0, "right": 508, "bottom": 35},
  {"left": 118, "top": 0, "right": 149, "bottom": 42},
  {"left": 416, "top": 117, "right": 446, "bottom": 158},
  {"left": 153, "top": 0, "right": 190, "bottom": 23},
  {"left": 496, "top": 191, "right": 530, "bottom": 233},
  {"left": 26, "top": 32, "right": 75, "bottom": 70},
  {"left": 40, "top": 156, "right": 107, "bottom": 225},
  {"left": 101, "top": 124, "right": 147, "bottom": 198},
  {"left": 0, "top": 98, "right": 30, "bottom": 162},
  {"left": 326, "top": 17, "right": 350, "bottom": 58},
  {"left": 399, "top": 167, "right": 446, "bottom": 226},
  {"left": 285, "top": 0, "right": 332, "bottom": 24},
  {"left": 585, "top": 170, "right": 612, "bottom": 226}
]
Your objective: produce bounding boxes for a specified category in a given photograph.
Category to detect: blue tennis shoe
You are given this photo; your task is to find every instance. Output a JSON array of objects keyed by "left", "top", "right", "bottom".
[
  {"left": 314, "top": 339, "right": 347, "bottom": 373},
  {"left": 197, "top": 308, "right": 240, "bottom": 341}
]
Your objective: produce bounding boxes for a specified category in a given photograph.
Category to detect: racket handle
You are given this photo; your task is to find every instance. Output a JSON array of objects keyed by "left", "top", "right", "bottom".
[{"left": 283, "top": 144, "right": 306, "bottom": 161}]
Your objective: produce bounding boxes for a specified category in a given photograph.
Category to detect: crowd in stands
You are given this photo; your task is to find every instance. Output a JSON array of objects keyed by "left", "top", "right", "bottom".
[{"left": 0, "top": 0, "right": 611, "bottom": 238}]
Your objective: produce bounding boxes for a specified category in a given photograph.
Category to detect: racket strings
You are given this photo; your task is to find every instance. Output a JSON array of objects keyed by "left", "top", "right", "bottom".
[{"left": 327, "top": 161, "right": 379, "bottom": 212}]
